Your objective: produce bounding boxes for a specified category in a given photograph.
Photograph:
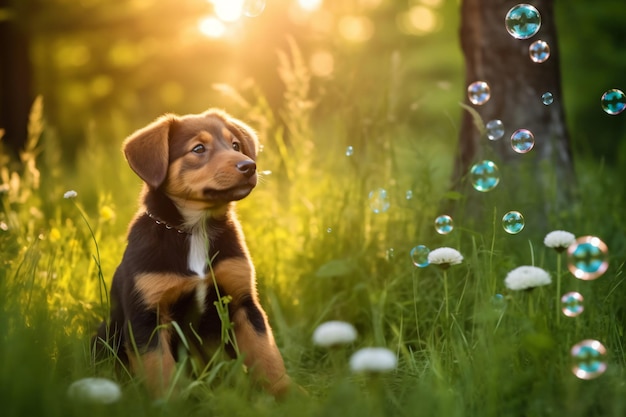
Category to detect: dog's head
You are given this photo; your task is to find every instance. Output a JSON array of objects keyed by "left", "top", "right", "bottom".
[{"left": 123, "top": 109, "right": 259, "bottom": 210}]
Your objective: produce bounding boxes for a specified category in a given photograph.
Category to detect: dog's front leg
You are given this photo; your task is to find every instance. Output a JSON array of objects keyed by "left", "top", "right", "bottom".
[
  {"left": 124, "top": 315, "right": 176, "bottom": 398},
  {"left": 231, "top": 297, "right": 291, "bottom": 397},
  {"left": 213, "top": 258, "right": 291, "bottom": 397}
]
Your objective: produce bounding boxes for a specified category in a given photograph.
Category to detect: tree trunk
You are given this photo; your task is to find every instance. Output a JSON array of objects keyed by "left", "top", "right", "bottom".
[
  {"left": 452, "top": 0, "right": 575, "bottom": 232},
  {"left": 0, "top": 0, "right": 33, "bottom": 158}
]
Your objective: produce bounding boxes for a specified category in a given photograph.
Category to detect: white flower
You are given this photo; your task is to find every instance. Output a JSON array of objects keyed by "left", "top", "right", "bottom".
[
  {"left": 349, "top": 347, "right": 397, "bottom": 373},
  {"left": 504, "top": 266, "right": 551, "bottom": 291},
  {"left": 544, "top": 230, "right": 575, "bottom": 252},
  {"left": 313, "top": 321, "right": 357, "bottom": 347},
  {"left": 63, "top": 190, "right": 78, "bottom": 199},
  {"left": 428, "top": 247, "right": 463, "bottom": 269},
  {"left": 67, "top": 377, "right": 122, "bottom": 404}
]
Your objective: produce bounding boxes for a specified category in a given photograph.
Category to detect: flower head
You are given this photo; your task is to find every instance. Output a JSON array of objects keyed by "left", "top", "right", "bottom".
[
  {"left": 544, "top": 230, "right": 575, "bottom": 252},
  {"left": 67, "top": 377, "right": 122, "bottom": 404},
  {"left": 313, "top": 321, "right": 357, "bottom": 347},
  {"left": 349, "top": 347, "right": 397, "bottom": 373},
  {"left": 428, "top": 247, "right": 463, "bottom": 269},
  {"left": 63, "top": 190, "right": 78, "bottom": 199},
  {"left": 504, "top": 266, "right": 551, "bottom": 291}
]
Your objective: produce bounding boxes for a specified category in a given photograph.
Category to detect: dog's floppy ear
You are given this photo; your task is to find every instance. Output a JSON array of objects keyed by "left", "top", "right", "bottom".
[{"left": 123, "top": 115, "right": 175, "bottom": 189}]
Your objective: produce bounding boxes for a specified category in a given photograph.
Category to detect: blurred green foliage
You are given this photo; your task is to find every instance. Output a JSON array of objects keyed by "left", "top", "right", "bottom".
[{"left": 2, "top": 0, "right": 622, "bottom": 168}]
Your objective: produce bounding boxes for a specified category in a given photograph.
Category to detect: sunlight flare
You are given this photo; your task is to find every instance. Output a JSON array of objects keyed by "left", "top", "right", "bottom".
[
  {"left": 298, "top": 0, "right": 323, "bottom": 12},
  {"left": 199, "top": 16, "right": 227, "bottom": 38}
]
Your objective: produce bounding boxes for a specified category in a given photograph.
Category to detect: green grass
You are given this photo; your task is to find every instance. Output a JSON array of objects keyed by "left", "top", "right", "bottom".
[{"left": 2, "top": 43, "right": 626, "bottom": 417}]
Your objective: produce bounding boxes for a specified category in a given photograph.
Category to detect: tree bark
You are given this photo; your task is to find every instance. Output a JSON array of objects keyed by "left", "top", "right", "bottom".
[
  {"left": 452, "top": 0, "right": 575, "bottom": 231},
  {"left": 0, "top": 0, "right": 33, "bottom": 158}
]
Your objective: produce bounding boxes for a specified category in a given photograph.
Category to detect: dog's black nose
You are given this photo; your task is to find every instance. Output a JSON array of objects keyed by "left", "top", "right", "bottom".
[{"left": 236, "top": 160, "right": 257, "bottom": 178}]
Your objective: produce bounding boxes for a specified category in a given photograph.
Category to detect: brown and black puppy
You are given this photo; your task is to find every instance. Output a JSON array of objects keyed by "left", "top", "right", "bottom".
[{"left": 94, "top": 109, "right": 290, "bottom": 398}]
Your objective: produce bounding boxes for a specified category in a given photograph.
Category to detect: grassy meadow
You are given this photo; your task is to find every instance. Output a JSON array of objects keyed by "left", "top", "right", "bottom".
[{"left": 2, "top": 8, "right": 626, "bottom": 417}]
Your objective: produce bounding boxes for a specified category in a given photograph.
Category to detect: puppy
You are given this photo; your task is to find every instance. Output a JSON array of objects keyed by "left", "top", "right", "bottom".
[{"left": 94, "top": 109, "right": 290, "bottom": 398}]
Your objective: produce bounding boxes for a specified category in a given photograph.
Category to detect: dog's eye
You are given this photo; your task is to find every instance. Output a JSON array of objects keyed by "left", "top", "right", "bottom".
[
  {"left": 192, "top": 144, "right": 206, "bottom": 154},
  {"left": 232, "top": 142, "right": 241, "bottom": 152}
]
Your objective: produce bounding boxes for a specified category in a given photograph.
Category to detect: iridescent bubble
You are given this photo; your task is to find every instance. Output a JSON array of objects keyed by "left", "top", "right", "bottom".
[
  {"left": 368, "top": 188, "right": 390, "bottom": 214},
  {"left": 510, "top": 129, "right": 535, "bottom": 153},
  {"left": 571, "top": 339, "right": 607, "bottom": 380},
  {"left": 541, "top": 92, "right": 554, "bottom": 105},
  {"left": 434, "top": 214, "right": 454, "bottom": 235},
  {"left": 561, "top": 292, "right": 584, "bottom": 317},
  {"left": 529, "top": 39, "right": 550, "bottom": 63},
  {"left": 386, "top": 248, "right": 395, "bottom": 261},
  {"left": 467, "top": 81, "right": 491, "bottom": 105},
  {"left": 410, "top": 245, "right": 430, "bottom": 267},
  {"left": 601, "top": 89, "right": 626, "bottom": 115},
  {"left": 243, "top": 0, "right": 266, "bottom": 17},
  {"left": 491, "top": 294, "right": 507, "bottom": 312},
  {"left": 505, "top": 4, "right": 541, "bottom": 40},
  {"left": 405, "top": 190, "right": 413, "bottom": 200},
  {"left": 470, "top": 160, "right": 500, "bottom": 192},
  {"left": 346, "top": 146, "right": 354, "bottom": 156},
  {"left": 502, "top": 211, "right": 525, "bottom": 234},
  {"left": 567, "top": 236, "right": 609, "bottom": 280},
  {"left": 486, "top": 119, "right": 505, "bottom": 141},
  {"left": 326, "top": 227, "right": 333, "bottom": 234}
]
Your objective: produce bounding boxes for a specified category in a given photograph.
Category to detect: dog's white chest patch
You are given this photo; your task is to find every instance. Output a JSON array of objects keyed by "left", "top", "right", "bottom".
[
  {"left": 188, "top": 229, "right": 209, "bottom": 312},
  {"left": 188, "top": 229, "right": 208, "bottom": 277}
]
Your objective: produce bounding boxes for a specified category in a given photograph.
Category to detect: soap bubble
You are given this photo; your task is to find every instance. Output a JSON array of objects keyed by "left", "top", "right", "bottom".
[
  {"left": 368, "top": 188, "right": 390, "bottom": 214},
  {"left": 505, "top": 4, "right": 541, "bottom": 40},
  {"left": 601, "top": 89, "right": 626, "bottom": 115},
  {"left": 486, "top": 119, "right": 505, "bottom": 141},
  {"left": 561, "top": 292, "right": 584, "bottom": 317},
  {"left": 510, "top": 129, "right": 535, "bottom": 153},
  {"left": 467, "top": 81, "right": 491, "bottom": 105},
  {"left": 470, "top": 160, "right": 500, "bottom": 192},
  {"left": 410, "top": 245, "right": 430, "bottom": 267},
  {"left": 434, "top": 215, "right": 454, "bottom": 235},
  {"left": 405, "top": 190, "right": 413, "bottom": 200},
  {"left": 386, "top": 248, "right": 395, "bottom": 261},
  {"left": 541, "top": 92, "right": 554, "bottom": 105},
  {"left": 346, "top": 146, "right": 354, "bottom": 156},
  {"left": 502, "top": 211, "right": 525, "bottom": 234},
  {"left": 491, "top": 294, "right": 507, "bottom": 312},
  {"left": 243, "top": 0, "right": 266, "bottom": 17},
  {"left": 571, "top": 339, "right": 607, "bottom": 380},
  {"left": 529, "top": 40, "right": 550, "bottom": 63},
  {"left": 567, "top": 236, "right": 609, "bottom": 280}
]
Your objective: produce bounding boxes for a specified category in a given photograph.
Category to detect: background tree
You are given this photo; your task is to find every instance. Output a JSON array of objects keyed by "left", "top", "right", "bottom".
[
  {"left": 0, "top": 0, "right": 34, "bottom": 158},
  {"left": 452, "top": 0, "right": 575, "bottom": 231}
]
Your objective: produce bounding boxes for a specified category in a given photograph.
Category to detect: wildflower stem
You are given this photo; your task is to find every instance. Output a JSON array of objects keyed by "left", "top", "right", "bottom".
[
  {"left": 555, "top": 253, "right": 562, "bottom": 326},
  {"left": 412, "top": 270, "right": 421, "bottom": 343},
  {"left": 72, "top": 200, "right": 108, "bottom": 308},
  {"left": 443, "top": 269, "right": 450, "bottom": 327}
]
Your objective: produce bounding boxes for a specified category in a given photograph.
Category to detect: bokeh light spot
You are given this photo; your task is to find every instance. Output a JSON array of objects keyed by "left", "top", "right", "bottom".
[
  {"left": 310, "top": 50, "right": 335, "bottom": 77},
  {"left": 339, "top": 15, "right": 375, "bottom": 43}
]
